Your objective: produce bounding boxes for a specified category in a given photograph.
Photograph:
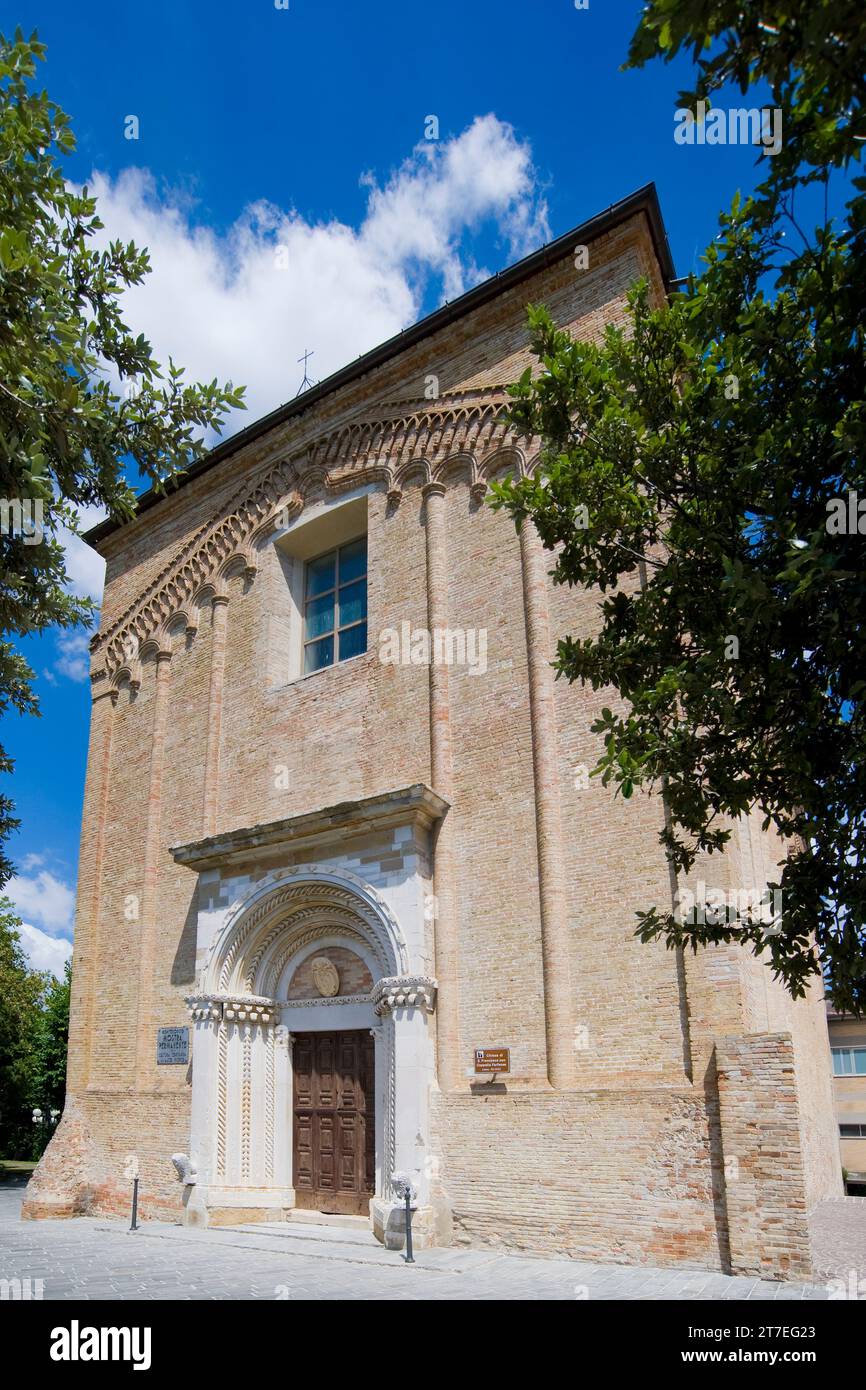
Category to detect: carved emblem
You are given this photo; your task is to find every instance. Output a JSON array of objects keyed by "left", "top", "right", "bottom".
[{"left": 311, "top": 956, "right": 340, "bottom": 997}]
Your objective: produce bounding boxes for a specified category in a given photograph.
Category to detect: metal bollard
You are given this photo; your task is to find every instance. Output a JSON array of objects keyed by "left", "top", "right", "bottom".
[
  {"left": 403, "top": 1185, "right": 415, "bottom": 1264},
  {"left": 129, "top": 1175, "right": 140, "bottom": 1232}
]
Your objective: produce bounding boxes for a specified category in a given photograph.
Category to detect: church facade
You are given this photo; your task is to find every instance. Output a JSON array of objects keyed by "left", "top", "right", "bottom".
[{"left": 25, "top": 185, "right": 842, "bottom": 1278}]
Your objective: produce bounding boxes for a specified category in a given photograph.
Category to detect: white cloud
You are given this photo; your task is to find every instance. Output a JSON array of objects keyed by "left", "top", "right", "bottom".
[
  {"left": 17, "top": 921, "right": 72, "bottom": 978},
  {"left": 362, "top": 115, "right": 550, "bottom": 300},
  {"left": 59, "top": 503, "right": 107, "bottom": 604},
  {"left": 82, "top": 114, "right": 549, "bottom": 424},
  {"left": 7, "top": 869, "right": 75, "bottom": 935},
  {"left": 54, "top": 116, "right": 547, "bottom": 629},
  {"left": 54, "top": 630, "right": 91, "bottom": 682}
]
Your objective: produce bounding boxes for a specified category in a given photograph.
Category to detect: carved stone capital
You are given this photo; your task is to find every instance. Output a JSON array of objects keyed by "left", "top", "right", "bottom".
[
  {"left": 372, "top": 975, "right": 437, "bottom": 1017},
  {"left": 186, "top": 996, "right": 222, "bottom": 1023},
  {"left": 469, "top": 480, "right": 488, "bottom": 503},
  {"left": 185, "top": 993, "right": 278, "bottom": 1026}
]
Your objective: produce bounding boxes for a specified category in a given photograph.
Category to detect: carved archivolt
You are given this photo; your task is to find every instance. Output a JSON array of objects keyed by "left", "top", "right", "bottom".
[
  {"left": 95, "top": 387, "right": 526, "bottom": 677},
  {"left": 201, "top": 867, "right": 408, "bottom": 999},
  {"left": 264, "top": 923, "right": 383, "bottom": 1000}
]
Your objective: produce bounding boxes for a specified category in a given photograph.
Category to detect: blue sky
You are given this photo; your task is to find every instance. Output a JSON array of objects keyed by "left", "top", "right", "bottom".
[{"left": 3, "top": 0, "right": 847, "bottom": 972}]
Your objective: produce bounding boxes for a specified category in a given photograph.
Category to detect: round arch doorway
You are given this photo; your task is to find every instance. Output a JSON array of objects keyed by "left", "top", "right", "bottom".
[{"left": 182, "top": 865, "right": 438, "bottom": 1238}]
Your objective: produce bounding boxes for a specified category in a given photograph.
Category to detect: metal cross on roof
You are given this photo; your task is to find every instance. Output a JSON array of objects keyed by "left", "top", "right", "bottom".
[{"left": 295, "top": 348, "right": 316, "bottom": 397}]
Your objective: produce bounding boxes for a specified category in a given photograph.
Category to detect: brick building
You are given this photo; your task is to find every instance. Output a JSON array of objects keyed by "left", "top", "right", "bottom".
[
  {"left": 827, "top": 1005, "right": 866, "bottom": 1194},
  {"left": 24, "top": 184, "right": 842, "bottom": 1278}
]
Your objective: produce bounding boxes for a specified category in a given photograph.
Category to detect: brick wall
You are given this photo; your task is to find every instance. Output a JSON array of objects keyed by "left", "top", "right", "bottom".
[
  {"left": 432, "top": 1089, "right": 726, "bottom": 1269},
  {"left": 714, "top": 1033, "right": 813, "bottom": 1279}
]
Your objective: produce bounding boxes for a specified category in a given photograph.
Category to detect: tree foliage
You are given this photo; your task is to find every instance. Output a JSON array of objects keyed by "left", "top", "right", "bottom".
[
  {"left": 34, "top": 957, "right": 70, "bottom": 1114},
  {"left": 0, "top": 900, "right": 70, "bottom": 1158},
  {"left": 0, "top": 29, "right": 245, "bottom": 881},
  {"left": 0, "top": 898, "right": 45, "bottom": 1155},
  {"left": 494, "top": 1, "right": 866, "bottom": 1011}
]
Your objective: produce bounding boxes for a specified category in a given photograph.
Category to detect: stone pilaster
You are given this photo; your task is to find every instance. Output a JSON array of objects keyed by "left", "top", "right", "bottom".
[
  {"left": 422, "top": 481, "right": 460, "bottom": 1092},
  {"left": 369, "top": 977, "right": 449, "bottom": 1250},
  {"left": 519, "top": 519, "right": 574, "bottom": 1088},
  {"left": 76, "top": 682, "right": 117, "bottom": 1091},
  {"left": 201, "top": 594, "right": 229, "bottom": 836},
  {"left": 135, "top": 650, "right": 172, "bottom": 1084}
]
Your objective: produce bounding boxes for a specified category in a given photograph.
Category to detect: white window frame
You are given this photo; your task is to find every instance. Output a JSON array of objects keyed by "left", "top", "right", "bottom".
[{"left": 831, "top": 1046, "right": 866, "bottom": 1076}]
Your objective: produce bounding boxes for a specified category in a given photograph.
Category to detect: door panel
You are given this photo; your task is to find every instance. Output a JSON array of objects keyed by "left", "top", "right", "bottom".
[{"left": 292, "top": 1030, "right": 375, "bottom": 1215}]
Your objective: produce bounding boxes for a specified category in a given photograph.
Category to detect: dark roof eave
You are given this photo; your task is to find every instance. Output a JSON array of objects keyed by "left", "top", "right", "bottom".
[{"left": 86, "top": 182, "right": 674, "bottom": 550}]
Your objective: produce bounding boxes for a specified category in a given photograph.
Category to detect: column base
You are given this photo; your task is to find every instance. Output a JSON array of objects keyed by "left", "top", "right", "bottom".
[
  {"left": 371, "top": 1195, "right": 452, "bottom": 1251},
  {"left": 182, "top": 1185, "right": 296, "bottom": 1228}
]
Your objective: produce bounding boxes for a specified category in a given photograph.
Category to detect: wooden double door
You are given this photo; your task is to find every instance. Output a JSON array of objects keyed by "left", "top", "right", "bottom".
[{"left": 292, "top": 1030, "right": 375, "bottom": 1215}]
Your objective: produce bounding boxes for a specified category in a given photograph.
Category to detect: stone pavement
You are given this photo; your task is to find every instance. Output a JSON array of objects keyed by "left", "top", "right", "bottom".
[
  {"left": 1, "top": 1183, "right": 862, "bottom": 1301},
  {"left": 809, "top": 1194, "right": 866, "bottom": 1283}
]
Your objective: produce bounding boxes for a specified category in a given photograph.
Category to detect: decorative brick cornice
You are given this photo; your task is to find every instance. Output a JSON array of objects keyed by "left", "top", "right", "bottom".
[{"left": 95, "top": 387, "right": 525, "bottom": 676}]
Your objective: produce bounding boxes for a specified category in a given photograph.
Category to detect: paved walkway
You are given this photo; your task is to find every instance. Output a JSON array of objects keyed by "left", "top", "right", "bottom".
[
  {"left": 810, "top": 1194, "right": 866, "bottom": 1283},
  {"left": 2, "top": 1184, "right": 856, "bottom": 1301}
]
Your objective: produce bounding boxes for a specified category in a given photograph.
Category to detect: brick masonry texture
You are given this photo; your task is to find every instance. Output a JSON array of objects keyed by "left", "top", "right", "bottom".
[
  {"left": 715, "top": 1034, "right": 813, "bottom": 1279},
  {"left": 23, "top": 202, "right": 843, "bottom": 1276}
]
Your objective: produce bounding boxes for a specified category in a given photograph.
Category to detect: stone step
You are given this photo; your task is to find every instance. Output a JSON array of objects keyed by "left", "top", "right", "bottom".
[
  {"left": 228, "top": 1216, "right": 378, "bottom": 1247},
  {"left": 284, "top": 1210, "right": 371, "bottom": 1233}
]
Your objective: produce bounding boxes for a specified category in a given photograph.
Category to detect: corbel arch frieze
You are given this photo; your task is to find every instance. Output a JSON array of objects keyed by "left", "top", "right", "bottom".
[
  {"left": 110, "top": 637, "right": 173, "bottom": 697},
  {"left": 190, "top": 581, "right": 219, "bottom": 610},
  {"left": 164, "top": 608, "right": 197, "bottom": 638},
  {"left": 98, "top": 454, "right": 298, "bottom": 673},
  {"left": 480, "top": 443, "right": 527, "bottom": 483},
  {"left": 432, "top": 451, "right": 474, "bottom": 486},
  {"left": 138, "top": 637, "right": 171, "bottom": 663},
  {"left": 217, "top": 550, "right": 257, "bottom": 588},
  {"left": 110, "top": 662, "right": 141, "bottom": 694},
  {"left": 97, "top": 387, "right": 518, "bottom": 674},
  {"left": 393, "top": 457, "right": 432, "bottom": 493}
]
